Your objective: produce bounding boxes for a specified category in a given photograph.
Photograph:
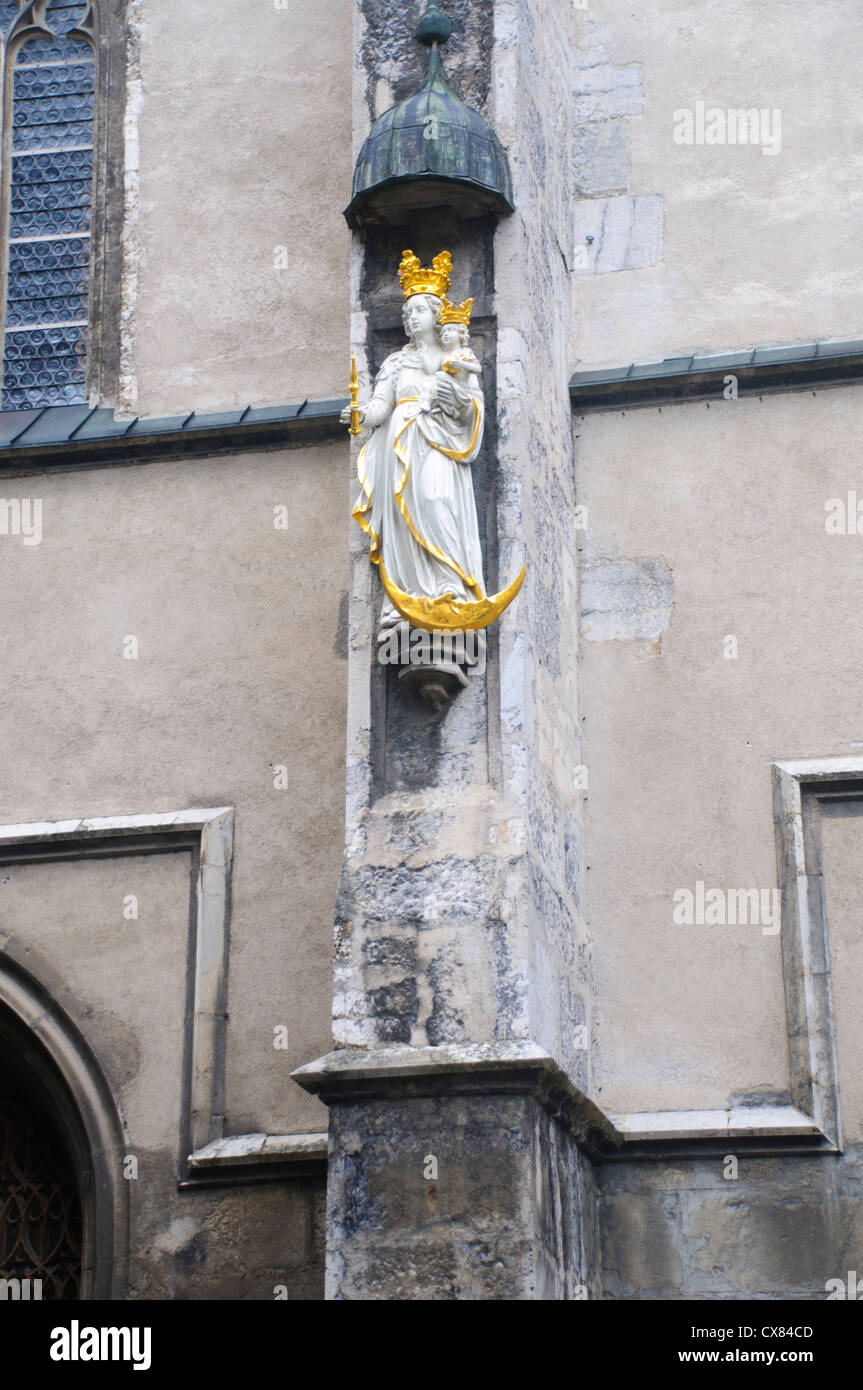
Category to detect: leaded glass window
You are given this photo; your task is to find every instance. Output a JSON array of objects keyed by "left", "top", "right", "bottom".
[{"left": 0, "top": 0, "right": 96, "bottom": 410}]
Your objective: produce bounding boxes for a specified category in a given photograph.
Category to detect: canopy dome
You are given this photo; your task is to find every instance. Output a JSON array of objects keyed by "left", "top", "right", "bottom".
[{"left": 345, "top": 7, "right": 514, "bottom": 230}]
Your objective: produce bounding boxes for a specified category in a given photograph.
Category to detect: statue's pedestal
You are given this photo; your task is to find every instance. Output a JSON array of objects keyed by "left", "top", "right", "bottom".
[
  {"left": 397, "top": 659, "right": 468, "bottom": 710},
  {"left": 293, "top": 1044, "right": 613, "bottom": 1300},
  {"left": 378, "top": 618, "right": 483, "bottom": 709}
]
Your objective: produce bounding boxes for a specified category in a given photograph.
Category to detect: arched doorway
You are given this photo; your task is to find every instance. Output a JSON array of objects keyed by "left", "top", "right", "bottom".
[
  {"left": 0, "top": 1042, "right": 83, "bottom": 1299},
  {"left": 0, "top": 957, "right": 129, "bottom": 1299}
]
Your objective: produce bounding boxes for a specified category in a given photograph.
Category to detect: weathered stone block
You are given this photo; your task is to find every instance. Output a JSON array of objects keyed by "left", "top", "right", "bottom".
[
  {"left": 690, "top": 1194, "right": 835, "bottom": 1294},
  {"left": 573, "top": 61, "right": 642, "bottom": 124},
  {"left": 573, "top": 194, "right": 664, "bottom": 274},
  {"left": 295, "top": 1047, "right": 611, "bottom": 1300},
  {"left": 573, "top": 119, "right": 630, "bottom": 197},
  {"left": 580, "top": 558, "right": 673, "bottom": 641},
  {"left": 601, "top": 1191, "right": 683, "bottom": 1297}
]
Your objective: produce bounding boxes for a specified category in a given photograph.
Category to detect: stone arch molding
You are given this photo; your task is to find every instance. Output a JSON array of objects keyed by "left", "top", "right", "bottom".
[{"left": 0, "top": 952, "right": 130, "bottom": 1299}]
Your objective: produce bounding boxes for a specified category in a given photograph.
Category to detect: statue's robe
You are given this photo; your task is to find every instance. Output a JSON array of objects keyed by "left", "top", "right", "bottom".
[{"left": 353, "top": 345, "right": 486, "bottom": 607}]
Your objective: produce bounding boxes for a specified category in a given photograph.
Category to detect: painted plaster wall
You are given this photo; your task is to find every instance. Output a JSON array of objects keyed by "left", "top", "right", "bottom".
[
  {"left": 577, "top": 387, "right": 863, "bottom": 1117},
  {"left": 0, "top": 852, "right": 327, "bottom": 1299},
  {"left": 0, "top": 443, "right": 348, "bottom": 1138},
  {"left": 121, "top": 0, "right": 353, "bottom": 416},
  {"left": 0, "top": 855, "right": 190, "bottom": 1156},
  {"left": 570, "top": 0, "right": 863, "bottom": 1301},
  {"left": 570, "top": 0, "right": 863, "bottom": 368}
]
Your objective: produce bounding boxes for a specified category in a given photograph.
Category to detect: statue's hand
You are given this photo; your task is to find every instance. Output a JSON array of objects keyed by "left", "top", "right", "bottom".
[
  {"left": 435, "top": 377, "right": 470, "bottom": 420},
  {"left": 340, "top": 404, "right": 365, "bottom": 426},
  {"left": 435, "top": 378, "right": 460, "bottom": 411}
]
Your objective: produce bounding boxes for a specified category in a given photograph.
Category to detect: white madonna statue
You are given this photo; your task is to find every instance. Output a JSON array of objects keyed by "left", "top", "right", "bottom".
[{"left": 342, "top": 250, "right": 523, "bottom": 637}]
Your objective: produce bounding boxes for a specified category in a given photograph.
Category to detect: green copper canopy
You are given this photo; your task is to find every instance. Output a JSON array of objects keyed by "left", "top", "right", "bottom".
[{"left": 345, "top": 4, "right": 514, "bottom": 229}]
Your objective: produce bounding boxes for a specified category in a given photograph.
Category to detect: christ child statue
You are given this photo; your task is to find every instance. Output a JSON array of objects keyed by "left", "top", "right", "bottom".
[{"left": 417, "top": 298, "right": 481, "bottom": 418}]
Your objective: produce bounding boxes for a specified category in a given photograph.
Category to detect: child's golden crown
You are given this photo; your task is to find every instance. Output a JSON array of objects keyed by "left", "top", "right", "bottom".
[
  {"left": 398, "top": 249, "right": 453, "bottom": 300},
  {"left": 440, "top": 296, "right": 473, "bottom": 327}
]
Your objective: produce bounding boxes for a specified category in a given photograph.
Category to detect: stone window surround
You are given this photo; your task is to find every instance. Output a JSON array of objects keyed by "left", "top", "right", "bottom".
[
  {"left": 610, "top": 757, "right": 856, "bottom": 1155},
  {"left": 0, "top": 807, "right": 326, "bottom": 1184}
]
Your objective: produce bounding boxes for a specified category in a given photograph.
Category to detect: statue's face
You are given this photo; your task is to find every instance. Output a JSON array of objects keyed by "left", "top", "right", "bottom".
[
  {"left": 440, "top": 324, "right": 461, "bottom": 349},
  {"left": 405, "top": 296, "right": 437, "bottom": 338}
]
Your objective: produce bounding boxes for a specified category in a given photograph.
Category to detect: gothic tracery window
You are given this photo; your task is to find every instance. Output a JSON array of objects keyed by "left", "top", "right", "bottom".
[
  {"left": 0, "top": 1053, "right": 83, "bottom": 1300},
  {"left": 0, "top": 0, "right": 96, "bottom": 410}
]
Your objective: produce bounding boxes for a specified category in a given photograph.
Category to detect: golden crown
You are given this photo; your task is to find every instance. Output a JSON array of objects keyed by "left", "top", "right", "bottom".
[
  {"left": 440, "top": 295, "right": 473, "bottom": 327},
  {"left": 398, "top": 248, "right": 453, "bottom": 301}
]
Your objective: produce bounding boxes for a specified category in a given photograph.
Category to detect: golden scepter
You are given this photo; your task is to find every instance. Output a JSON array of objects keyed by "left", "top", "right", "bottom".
[{"left": 348, "top": 354, "right": 362, "bottom": 437}]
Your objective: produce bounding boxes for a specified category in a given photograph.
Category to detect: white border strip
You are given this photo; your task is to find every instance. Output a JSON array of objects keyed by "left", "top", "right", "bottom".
[{"left": 611, "top": 1106, "right": 821, "bottom": 1145}]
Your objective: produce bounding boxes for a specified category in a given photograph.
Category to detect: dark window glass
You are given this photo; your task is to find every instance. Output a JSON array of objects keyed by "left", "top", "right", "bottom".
[
  {"left": 1, "top": 3, "right": 94, "bottom": 409},
  {"left": 0, "top": 1069, "right": 83, "bottom": 1300}
]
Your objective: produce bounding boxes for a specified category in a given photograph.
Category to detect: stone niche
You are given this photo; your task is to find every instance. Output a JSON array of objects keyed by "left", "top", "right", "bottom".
[{"left": 351, "top": 2, "right": 514, "bottom": 771}]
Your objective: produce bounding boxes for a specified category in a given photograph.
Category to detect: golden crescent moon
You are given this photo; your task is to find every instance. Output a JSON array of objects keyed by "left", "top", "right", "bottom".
[{"left": 380, "top": 563, "right": 526, "bottom": 632}]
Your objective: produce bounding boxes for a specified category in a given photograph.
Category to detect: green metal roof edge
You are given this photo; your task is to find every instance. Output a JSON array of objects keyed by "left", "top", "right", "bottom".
[
  {"left": 569, "top": 339, "right": 863, "bottom": 411},
  {"left": 0, "top": 397, "right": 348, "bottom": 468}
]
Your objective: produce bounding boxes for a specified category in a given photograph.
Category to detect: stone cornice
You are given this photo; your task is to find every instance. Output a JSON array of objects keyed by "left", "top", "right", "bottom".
[{"left": 292, "top": 1042, "right": 621, "bottom": 1159}]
